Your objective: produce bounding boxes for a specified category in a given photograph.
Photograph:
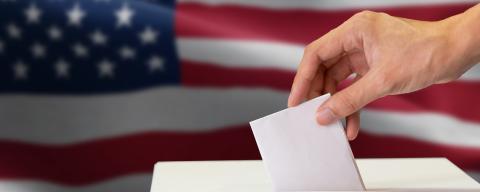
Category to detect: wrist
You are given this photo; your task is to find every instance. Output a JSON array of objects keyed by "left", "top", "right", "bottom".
[{"left": 443, "top": 5, "right": 480, "bottom": 67}]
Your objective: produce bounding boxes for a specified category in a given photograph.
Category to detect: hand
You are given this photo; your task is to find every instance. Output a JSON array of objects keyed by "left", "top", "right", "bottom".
[{"left": 288, "top": 9, "right": 480, "bottom": 140}]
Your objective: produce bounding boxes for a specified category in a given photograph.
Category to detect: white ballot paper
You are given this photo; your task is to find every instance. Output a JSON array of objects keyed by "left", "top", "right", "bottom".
[{"left": 250, "top": 94, "right": 365, "bottom": 191}]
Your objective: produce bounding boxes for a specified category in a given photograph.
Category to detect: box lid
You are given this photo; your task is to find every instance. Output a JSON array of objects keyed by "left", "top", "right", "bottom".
[{"left": 150, "top": 158, "right": 480, "bottom": 192}]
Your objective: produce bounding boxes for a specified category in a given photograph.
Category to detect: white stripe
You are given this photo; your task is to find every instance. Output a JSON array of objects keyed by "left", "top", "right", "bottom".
[
  {"left": 0, "top": 87, "right": 287, "bottom": 144},
  {"left": 0, "top": 174, "right": 150, "bottom": 192},
  {"left": 178, "top": 0, "right": 478, "bottom": 10},
  {"left": 3, "top": 85, "right": 480, "bottom": 148},
  {"left": 177, "top": 38, "right": 301, "bottom": 71},
  {"left": 461, "top": 65, "right": 480, "bottom": 81},
  {"left": 178, "top": 37, "right": 480, "bottom": 81},
  {"left": 361, "top": 109, "right": 480, "bottom": 147}
]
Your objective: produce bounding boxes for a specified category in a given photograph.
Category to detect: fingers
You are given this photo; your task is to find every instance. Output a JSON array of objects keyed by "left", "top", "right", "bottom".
[
  {"left": 306, "top": 56, "right": 344, "bottom": 99},
  {"left": 324, "top": 55, "right": 354, "bottom": 93},
  {"left": 346, "top": 111, "right": 360, "bottom": 140},
  {"left": 316, "top": 72, "right": 380, "bottom": 125},
  {"left": 288, "top": 22, "right": 358, "bottom": 107},
  {"left": 345, "top": 75, "right": 362, "bottom": 140},
  {"left": 311, "top": 56, "right": 360, "bottom": 140},
  {"left": 306, "top": 65, "right": 326, "bottom": 100},
  {"left": 323, "top": 58, "right": 361, "bottom": 140}
]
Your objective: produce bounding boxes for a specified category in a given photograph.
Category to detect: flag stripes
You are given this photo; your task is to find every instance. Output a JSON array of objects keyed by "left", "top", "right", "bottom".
[
  {"left": 178, "top": 0, "right": 478, "bottom": 10},
  {"left": 0, "top": 174, "right": 151, "bottom": 192},
  {"left": 0, "top": 0, "right": 479, "bottom": 191},
  {"left": 176, "top": 3, "right": 474, "bottom": 44},
  {"left": 0, "top": 125, "right": 479, "bottom": 185}
]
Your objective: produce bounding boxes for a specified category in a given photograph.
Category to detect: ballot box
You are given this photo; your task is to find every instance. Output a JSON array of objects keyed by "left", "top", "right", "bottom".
[{"left": 150, "top": 158, "right": 480, "bottom": 192}]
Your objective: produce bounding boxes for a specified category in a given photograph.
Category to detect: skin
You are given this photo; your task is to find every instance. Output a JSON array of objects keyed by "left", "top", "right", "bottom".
[{"left": 288, "top": 4, "right": 480, "bottom": 140}]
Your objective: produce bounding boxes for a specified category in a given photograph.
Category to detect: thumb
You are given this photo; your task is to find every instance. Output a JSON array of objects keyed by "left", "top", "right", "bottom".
[{"left": 316, "top": 74, "right": 382, "bottom": 125}]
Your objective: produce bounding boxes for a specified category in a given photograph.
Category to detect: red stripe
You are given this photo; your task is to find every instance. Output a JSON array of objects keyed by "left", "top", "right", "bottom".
[
  {"left": 367, "top": 82, "right": 480, "bottom": 121},
  {"left": 0, "top": 125, "right": 479, "bottom": 185},
  {"left": 182, "top": 60, "right": 480, "bottom": 123},
  {"left": 176, "top": 3, "right": 473, "bottom": 44},
  {"left": 0, "top": 126, "right": 260, "bottom": 186},
  {"left": 182, "top": 60, "right": 294, "bottom": 91}
]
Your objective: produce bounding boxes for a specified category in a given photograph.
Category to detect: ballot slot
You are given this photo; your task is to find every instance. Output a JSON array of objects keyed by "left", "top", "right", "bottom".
[{"left": 250, "top": 94, "right": 365, "bottom": 191}]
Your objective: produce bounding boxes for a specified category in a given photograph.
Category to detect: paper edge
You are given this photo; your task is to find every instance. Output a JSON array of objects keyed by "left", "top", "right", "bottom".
[
  {"left": 336, "top": 119, "right": 366, "bottom": 190},
  {"left": 249, "top": 93, "right": 331, "bottom": 126}
]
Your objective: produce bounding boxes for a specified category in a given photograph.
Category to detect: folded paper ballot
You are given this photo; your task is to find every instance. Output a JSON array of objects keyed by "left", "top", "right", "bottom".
[{"left": 249, "top": 94, "right": 365, "bottom": 191}]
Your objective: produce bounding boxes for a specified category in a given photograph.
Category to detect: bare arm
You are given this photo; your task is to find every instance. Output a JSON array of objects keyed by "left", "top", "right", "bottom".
[{"left": 288, "top": 4, "right": 480, "bottom": 140}]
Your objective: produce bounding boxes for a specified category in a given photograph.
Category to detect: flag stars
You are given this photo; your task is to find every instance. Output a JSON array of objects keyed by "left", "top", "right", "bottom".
[
  {"left": 148, "top": 56, "right": 164, "bottom": 72},
  {"left": 90, "top": 30, "right": 108, "bottom": 46},
  {"left": 115, "top": 3, "right": 134, "bottom": 28},
  {"left": 13, "top": 61, "right": 28, "bottom": 80},
  {"left": 98, "top": 59, "right": 115, "bottom": 78},
  {"left": 47, "top": 25, "right": 62, "bottom": 41},
  {"left": 139, "top": 26, "right": 158, "bottom": 45},
  {"left": 72, "top": 43, "right": 89, "bottom": 58},
  {"left": 119, "top": 46, "right": 136, "bottom": 60},
  {"left": 31, "top": 43, "right": 46, "bottom": 58},
  {"left": 24, "top": 3, "right": 42, "bottom": 24},
  {"left": 6, "top": 23, "right": 21, "bottom": 39},
  {"left": 67, "top": 3, "right": 86, "bottom": 26},
  {"left": 55, "top": 59, "right": 70, "bottom": 79}
]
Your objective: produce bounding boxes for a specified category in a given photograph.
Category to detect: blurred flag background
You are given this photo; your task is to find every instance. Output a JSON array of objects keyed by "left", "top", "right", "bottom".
[{"left": 0, "top": 0, "right": 479, "bottom": 191}]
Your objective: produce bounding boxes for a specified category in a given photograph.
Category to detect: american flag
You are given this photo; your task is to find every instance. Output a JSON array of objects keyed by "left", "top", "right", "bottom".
[{"left": 0, "top": 0, "right": 479, "bottom": 191}]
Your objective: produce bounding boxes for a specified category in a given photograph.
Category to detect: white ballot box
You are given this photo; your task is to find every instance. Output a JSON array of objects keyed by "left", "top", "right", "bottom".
[{"left": 150, "top": 158, "right": 480, "bottom": 192}]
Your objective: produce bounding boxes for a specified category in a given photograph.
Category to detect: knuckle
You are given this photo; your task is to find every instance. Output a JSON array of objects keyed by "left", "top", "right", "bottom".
[
  {"left": 303, "top": 44, "right": 316, "bottom": 55},
  {"left": 348, "top": 10, "right": 377, "bottom": 32},
  {"left": 333, "top": 92, "right": 358, "bottom": 115},
  {"left": 353, "top": 10, "right": 376, "bottom": 20}
]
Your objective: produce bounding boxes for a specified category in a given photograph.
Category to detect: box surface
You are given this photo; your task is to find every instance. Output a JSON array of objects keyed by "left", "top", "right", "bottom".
[{"left": 150, "top": 158, "right": 480, "bottom": 191}]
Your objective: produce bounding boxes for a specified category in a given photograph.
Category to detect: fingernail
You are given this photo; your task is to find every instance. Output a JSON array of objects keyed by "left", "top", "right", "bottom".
[
  {"left": 316, "top": 107, "right": 337, "bottom": 125},
  {"left": 349, "top": 132, "right": 359, "bottom": 141},
  {"left": 348, "top": 134, "right": 355, "bottom": 141}
]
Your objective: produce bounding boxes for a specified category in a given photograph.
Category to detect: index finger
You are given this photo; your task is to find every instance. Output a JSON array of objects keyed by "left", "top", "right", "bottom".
[{"left": 288, "top": 25, "right": 353, "bottom": 107}]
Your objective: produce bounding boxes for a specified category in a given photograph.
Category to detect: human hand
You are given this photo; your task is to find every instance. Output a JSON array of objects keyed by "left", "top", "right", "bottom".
[{"left": 288, "top": 9, "right": 480, "bottom": 140}]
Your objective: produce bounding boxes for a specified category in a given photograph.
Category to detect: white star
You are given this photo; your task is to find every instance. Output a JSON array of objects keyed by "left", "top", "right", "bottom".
[
  {"left": 24, "top": 3, "right": 42, "bottom": 24},
  {"left": 98, "top": 59, "right": 115, "bottom": 78},
  {"left": 119, "top": 46, "right": 136, "bottom": 60},
  {"left": 31, "top": 42, "right": 46, "bottom": 58},
  {"left": 147, "top": 56, "right": 164, "bottom": 72},
  {"left": 47, "top": 25, "right": 62, "bottom": 41},
  {"left": 13, "top": 61, "right": 28, "bottom": 80},
  {"left": 55, "top": 59, "right": 70, "bottom": 78},
  {"left": 67, "top": 4, "right": 86, "bottom": 26},
  {"left": 139, "top": 26, "right": 158, "bottom": 45},
  {"left": 115, "top": 3, "right": 134, "bottom": 28},
  {"left": 72, "top": 43, "right": 89, "bottom": 58},
  {"left": 90, "top": 30, "right": 108, "bottom": 45},
  {"left": 6, "top": 23, "right": 21, "bottom": 39}
]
